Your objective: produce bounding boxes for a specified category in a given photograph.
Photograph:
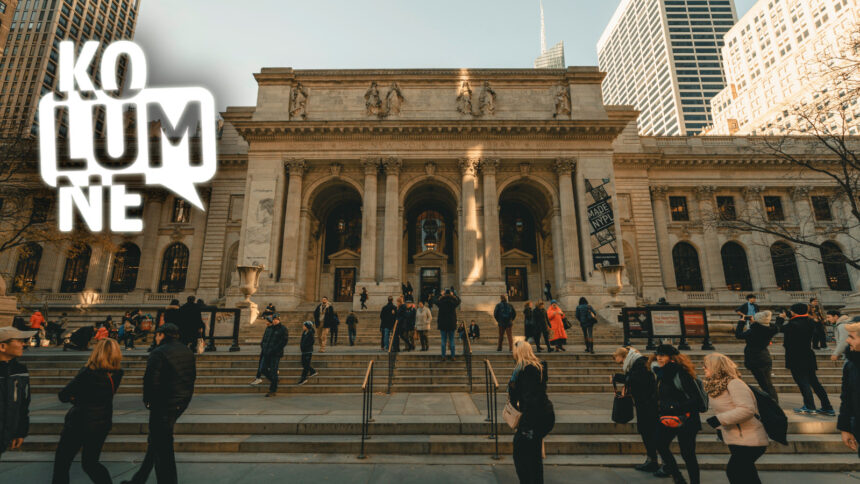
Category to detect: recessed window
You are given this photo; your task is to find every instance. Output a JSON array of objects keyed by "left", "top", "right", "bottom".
[
  {"left": 171, "top": 198, "right": 190, "bottom": 223},
  {"left": 811, "top": 196, "right": 832, "bottom": 221},
  {"left": 764, "top": 196, "right": 784, "bottom": 221},
  {"left": 669, "top": 196, "right": 689, "bottom": 221},
  {"left": 716, "top": 196, "right": 736, "bottom": 221}
]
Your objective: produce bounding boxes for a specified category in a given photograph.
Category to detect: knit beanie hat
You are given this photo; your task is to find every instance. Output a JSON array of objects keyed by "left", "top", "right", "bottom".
[{"left": 753, "top": 310, "right": 772, "bottom": 325}]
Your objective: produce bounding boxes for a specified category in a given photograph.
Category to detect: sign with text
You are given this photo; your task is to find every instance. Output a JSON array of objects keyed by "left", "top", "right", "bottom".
[
  {"left": 681, "top": 308, "right": 709, "bottom": 338},
  {"left": 585, "top": 178, "right": 619, "bottom": 269},
  {"left": 650, "top": 308, "right": 683, "bottom": 337}
]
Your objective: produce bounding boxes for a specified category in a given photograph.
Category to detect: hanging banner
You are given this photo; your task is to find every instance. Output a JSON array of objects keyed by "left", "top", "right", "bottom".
[{"left": 585, "top": 178, "right": 619, "bottom": 269}]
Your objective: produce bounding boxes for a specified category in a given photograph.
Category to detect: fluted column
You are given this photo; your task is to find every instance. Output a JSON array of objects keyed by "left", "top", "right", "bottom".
[
  {"left": 359, "top": 158, "right": 379, "bottom": 283},
  {"left": 279, "top": 159, "right": 306, "bottom": 282},
  {"left": 792, "top": 187, "right": 828, "bottom": 290},
  {"left": 481, "top": 159, "right": 503, "bottom": 282},
  {"left": 555, "top": 159, "right": 581, "bottom": 285},
  {"left": 381, "top": 158, "right": 402, "bottom": 283},
  {"left": 742, "top": 186, "right": 777, "bottom": 290},
  {"left": 295, "top": 209, "right": 311, "bottom": 298},
  {"left": 650, "top": 186, "right": 676, "bottom": 290},
  {"left": 137, "top": 191, "right": 167, "bottom": 291},
  {"left": 550, "top": 207, "right": 566, "bottom": 290},
  {"left": 459, "top": 158, "right": 481, "bottom": 285},
  {"left": 694, "top": 185, "right": 724, "bottom": 292}
]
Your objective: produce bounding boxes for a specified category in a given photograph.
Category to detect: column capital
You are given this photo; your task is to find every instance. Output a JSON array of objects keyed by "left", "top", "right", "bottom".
[
  {"left": 694, "top": 185, "right": 717, "bottom": 201},
  {"left": 649, "top": 185, "right": 669, "bottom": 200},
  {"left": 479, "top": 158, "right": 500, "bottom": 175},
  {"left": 742, "top": 185, "right": 765, "bottom": 201},
  {"left": 790, "top": 186, "right": 811, "bottom": 201},
  {"left": 381, "top": 157, "right": 402, "bottom": 175},
  {"left": 360, "top": 157, "right": 380, "bottom": 175},
  {"left": 553, "top": 158, "right": 576, "bottom": 175},
  {"left": 458, "top": 158, "right": 480, "bottom": 177},
  {"left": 284, "top": 158, "right": 306, "bottom": 175}
]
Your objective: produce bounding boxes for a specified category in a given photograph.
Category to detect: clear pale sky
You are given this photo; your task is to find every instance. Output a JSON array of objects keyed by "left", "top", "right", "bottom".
[{"left": 135, "top": 0, "right": 758, "bottom": 112}]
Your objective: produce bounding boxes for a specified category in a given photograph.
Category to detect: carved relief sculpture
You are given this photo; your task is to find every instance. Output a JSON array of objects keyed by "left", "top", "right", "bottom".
[
  {"left": 385, "top": 82, "right": 405, "bottom": 117},
  {"left": 289, "top": 82, "right": 309, "bottom": 120},
  {"left": 456, "top": 81, "right": 473, "bottom": 115},
  {"left": 477, "top": 81, "right": 497, "bottom": 116},
  {"left": 553, "top": 83, "right": 571, "bottom": 119},
  {"left": 364, "top": 82, "right": 383, "bottom": 117}
]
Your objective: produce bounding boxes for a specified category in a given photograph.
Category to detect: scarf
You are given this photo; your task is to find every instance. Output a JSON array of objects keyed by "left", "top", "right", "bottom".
[
  {"left": 622, "top": 348, "right": 642, "bottom": 374},
  {"left": 703, "top": 375, "right": 734, "bottom": 398}
]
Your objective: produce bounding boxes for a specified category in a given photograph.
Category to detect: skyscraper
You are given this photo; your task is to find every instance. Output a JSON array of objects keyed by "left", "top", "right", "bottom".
[
  {"left": 534, "top": 0, "right": 564, "bottom": 69},
  {"left": 0, "top": 0, "right": 140, "bottom": 137},
  {"left": 0, "top": 1, "right": 19, "bottom": 60},
  {"left": 598, "top": 0, "right": 737, "bottom": 135}
]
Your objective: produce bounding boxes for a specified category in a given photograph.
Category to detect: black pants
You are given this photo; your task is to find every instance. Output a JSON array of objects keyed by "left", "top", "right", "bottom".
[
  {"left": 790, "top": 367, "right": 832, "bottom": 410},
  {"left": 656, "top": 420, "right": 700, "bottom": 484},
  {"left": 51, "top": 425, "right": 111, "bottom": 484},
  {"left": 348, "top": 325, "right": 357, "bottom": 346},
  {"left": 513, "top": 430, "right": 543, "bottom": 484},
  {"left": 330, "top": 326, "right": 338, "bottom": 345},
  {"left": 260, "top": 352, "right": 281, "bottom": 392},
  {"left": 748, "top": 366, "right": 779, "bottom": 404},
  {"left": 360, "top": 300, "right": 367, "bottom": 310},
  {"left": 812, "top": 322, "right": 828, "bottom": 349},
  {"left": 534, "top": 329, "right": 552, "bottom": 351},
  {"left": 636, "top": 410, "right": 658, "bottom": 462},
  {"left": 128, "top": 405, "right": 185, "bottom": 484},
  {"left": 726, "top": 445, "right": 766, "bottom": 484},
  {"left": 399, "top": 329, "right": 413, "bottom": 351},
  {"left": 581, "top": 325, "right": 594, "bottom": 349},
  {"left": 417, "top": 330, "right": 429, "bottom": 351},
  {"left": 301, "top": 353, "right": 314, "bottom": 380}
]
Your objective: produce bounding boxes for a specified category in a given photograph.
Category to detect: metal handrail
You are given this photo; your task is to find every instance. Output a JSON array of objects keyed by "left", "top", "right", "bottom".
[
  {"left": 358, "top": 360, "right": 375, "bottom": 459},
  {"left": 464, "top": 327, "right": 473, "bottom": 392},
  {"left": 484, "top": 359, "right": 501, "bottom": 460},
  {"left": 387, "top": 321, "right": 398, "bottom": 394}
]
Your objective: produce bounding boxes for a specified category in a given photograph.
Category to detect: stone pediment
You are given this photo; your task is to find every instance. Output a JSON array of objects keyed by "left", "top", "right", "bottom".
[
  {"left": 413, "top": 249, "right": 447, "bottom": 263},
  {"left": 328, "top": 249, "right": 360, "bottom": 264},
  {"left": 501, "top": 248, "right": 534, "bottom": 264}
]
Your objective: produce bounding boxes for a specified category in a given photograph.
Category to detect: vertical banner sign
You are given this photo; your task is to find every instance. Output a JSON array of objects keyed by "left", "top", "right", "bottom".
[{"left": 585, "top": 178, "right": 619, "bottom": 269}]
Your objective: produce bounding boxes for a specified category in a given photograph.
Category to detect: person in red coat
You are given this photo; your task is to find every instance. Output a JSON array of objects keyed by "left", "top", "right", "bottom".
[{"left": 546, "top": 300, "right": 567, "bottom": 351}]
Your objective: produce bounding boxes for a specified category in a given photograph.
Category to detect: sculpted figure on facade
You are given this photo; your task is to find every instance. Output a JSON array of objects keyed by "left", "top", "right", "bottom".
[
  {"left": 385, "top": 82, "right": 405, "bottom": 117},
  {"left": 456, "top": 81, "right": 473, "bottom": 115},
  {"left": 365, "top": 81, "right": 383, "bottom": 117},
  {"left": 289, "top": 82, "right": 309, "bottom": 120},
  {"left": 553, "top": 83, "right": 571, "bottom": 119},
  {"left": 477, "top": 81, "right": 497, "bottom": 116}
]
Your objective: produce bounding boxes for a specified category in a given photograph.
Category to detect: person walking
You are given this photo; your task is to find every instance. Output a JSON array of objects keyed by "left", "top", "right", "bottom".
[
  {"left": 838, "top": 321, "right": 860, "bottom": 458},
  {"left": 575, "top": 297, "right": 598, "bottom": 354},
  {"left": 258, "top": 315, "right": 288, "bottom": 397},
  {"left": 735, "top": 310, "right": 780, "bottom": 403},
  {"left": 313, "top": 296, "right": 337, "bottom": 352},
  {"left": 30, "top": 310, "right": 46, "bottom": 347},
  {"left": 121, "top": 324, "right": 196, "bottom": 484},
  {"left": 360, "top": 287, "right": 368, "bottom": 310},
  {"left": 436, "top": 289, "right": 460, "bottom": 361},
  {"left": 612, "top": 346, "right": 659, "bottom": 472},
  {"left": 177, "top": 295, "right": 204, "bottom": 350},
  {"left": 809, "top": 297, "right": 828, "bottom": 350},
  {"left": 329, "top": 312, "right": 340, "bottom": 346},
  {"left": 379, "top": 297, "right": 397, "bottom": 351},
  {"left": 734, "top": 294, "right": 759, "bottom": 325},
  {"left": 523, "top": 302, "right": 534, "bottom": 344},
  {"left": 0, "top": 326, "right": 34, "bottom": 461},
  {"left": 297, "top": 321, "right": 318, "bottom": 385},
  {"left": 52, "top": 339, "right": 124, "bottom": 484},
  {"left": 250, "top": 316, "right": 273, "bottom": 388},
  {"left": 494, "top": 295, "right": 516, "bottom": 352},
  {"left": 508, "top": 340, "right": 554, "bottom": 484},
  {"left": 415, "top": 301, "right": 432, "bottom": 351},
  {"left": 777, "top": 304, "right": 835, "bottom": 415},
  {"left": 405, "top": 281, "right": 414, "bottom": 302},
  {"left": 828, "top": 311, "right": 853, "bottom": 363},
  {"left": 543, "top": 280, "right": 552, "bottom": 301},
  {"left": 532, "top": 301, "right": 552, "bottom": 353},
  {"left": 546, "top": 300, "right": 567, "bottom": 352},
  {"left": 396, "top": 300, "right": 416, "bottom": 351},
  {"left": 150, "top": 300, "right": 181, "bottom": 353},
  {"left": 346, "top": 311, "right": 359, "bottom": 346},
  {"left": 702, "top": 353, "right": 770, "bottom": 484},
  {"left": 651, "top": 344, "right": 702, "bottom": 484}
]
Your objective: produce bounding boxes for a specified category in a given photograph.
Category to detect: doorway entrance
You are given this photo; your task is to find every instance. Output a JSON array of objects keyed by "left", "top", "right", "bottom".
[
  {"left": 334, "top": 267, "right": 356, "bottom": 302},
  {"left": 420, "top": 267, "right": 441, "bottom": 302},
  {"left": 505, "top": 267, "right": 528, "bottom": 301}
]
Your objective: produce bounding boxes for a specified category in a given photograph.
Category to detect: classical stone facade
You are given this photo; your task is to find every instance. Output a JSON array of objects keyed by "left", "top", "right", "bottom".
[{"left": 3, "top": 67, "right": 858, "bottom": 316}]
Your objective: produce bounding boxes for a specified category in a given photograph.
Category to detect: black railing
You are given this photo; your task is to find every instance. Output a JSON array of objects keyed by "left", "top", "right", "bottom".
[
  {"left": 358, "top": 360, "right": 375, "bottom": 460},
  {"left": 484, "top": 359, "right": 501, "bottom": 460},
  {"left": 387, "top": 321, "right": 398, "bottom": 394},
  {"left": 464, "top": 330, "right": 473, "bottom": 392}
]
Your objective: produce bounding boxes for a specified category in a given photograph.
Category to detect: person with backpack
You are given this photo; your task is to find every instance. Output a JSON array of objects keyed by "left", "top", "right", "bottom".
[
  {"left": 702, "top": 353, "right": 769, "bottom": 484},
  {"left": 574, "top": 297, "right": 598, "bottom": 354},
  {"left": 650, "top": 344, "right": 704, "bottom": 484},
  {"left": 838, "top": 321, "right": 860, "bottom": 458},
  {"left": 494, "top": 295, "right": 516, "bottom": 352},
  {"left": 612, "top": 346, "right": 659, "bottom": 472},
  {"left": 508, "top": 340, "right": 554, "bottom": 484},
  {"left": 735, "top": 310, "right": 779, "bottom": 403},
  {"left": 345, "top": 311, "right": 359, "bottom": 347}
]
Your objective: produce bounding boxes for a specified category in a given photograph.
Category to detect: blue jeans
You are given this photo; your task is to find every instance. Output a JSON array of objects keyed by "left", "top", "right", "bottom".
[
  {"left": 440, "top": 330, "right": 455, "bottom": 357},
  {"left": 382, "top": 328, "right": 391, "bottom": 350}
]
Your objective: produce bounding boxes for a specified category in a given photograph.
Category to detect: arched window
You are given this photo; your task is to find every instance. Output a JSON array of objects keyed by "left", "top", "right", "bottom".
[
  {"left": 771, "top": 242, "right": 802, "bottom": 291},
  {"left": 416, "top": 210, "right": 446, "bottom": 253},
  {"left": 323, "top": 204, "right": 362, "bottom": 262},
  {"left": 109, "top": 243, "right": 141, "bottom": 293},
  {"left": 11, "top": 243, "right": 42, "bottom": 293},
  {"left": 159, "top": 243, "right": 189, "bottom": 293},
  {"left": 820, "top": 242, "right": 852, "bottom": 291},
  {"left": 672, "top": 242, "right": 703, "bottom": 291},
  {"left": 499, "top": 201, "right": 537, "bottom": 260},
  {"left": 60, "top": 244, "right": 91, "bottom": 293},
  {"left": 721, "top": 242, "right": 753, "bottom": 291}
]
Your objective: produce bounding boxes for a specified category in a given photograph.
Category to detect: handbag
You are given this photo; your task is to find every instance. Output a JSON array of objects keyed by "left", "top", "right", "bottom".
[
  {"left": 611, "top": 381, "right": 634, "bottom": 424},
  {"left": 503, "top": 401, "right": 523, "bottom": 430},
  {"left": 562, "top": 317, "right": 572, "bottom": 330},
  {"left": 196, "top": 338, "right": 206, "bottom": 354}
]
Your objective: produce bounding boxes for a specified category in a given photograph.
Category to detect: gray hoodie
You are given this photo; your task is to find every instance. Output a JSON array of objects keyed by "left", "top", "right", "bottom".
[{"left": 832, "top": 315, "right": 851, "bottom": 360}]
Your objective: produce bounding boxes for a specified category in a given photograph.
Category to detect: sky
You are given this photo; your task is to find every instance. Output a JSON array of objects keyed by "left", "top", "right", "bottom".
[{"left": 135, "top": 0, "right": 758, "bottom": 112}]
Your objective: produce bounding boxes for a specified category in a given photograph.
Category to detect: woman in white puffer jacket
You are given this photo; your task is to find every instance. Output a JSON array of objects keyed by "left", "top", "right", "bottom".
[{"left": 703, "top": 352, "right": 770, "bottom": 484}]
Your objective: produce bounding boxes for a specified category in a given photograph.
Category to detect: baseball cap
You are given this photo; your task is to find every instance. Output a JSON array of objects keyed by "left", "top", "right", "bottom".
[{"left": 0, "top": 326, "right": 36, "bottom": 342}]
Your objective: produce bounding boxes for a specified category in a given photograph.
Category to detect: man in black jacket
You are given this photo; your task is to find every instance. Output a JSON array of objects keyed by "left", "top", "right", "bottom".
[
  {"left": 177, "top": 295, "right": 204, "bottom": 350},
  {"left": 298, "top": 321, "right": 318, "bottom": 385},
  {"left": 494, "top": 295, "right": 516, "bottom": 352},
  {"left": 613, "top": 347, "right": 658, "bottom": 472},
  {"left": 838, "top": 322, "right": 860, "bottom": 458},
  {"left": 259, "top": 315, "right": 288, "bottom": 397},
  {"left": 436, "top": 289, "right": 461, "bottom": 361},
  {"left": 0, "top": 326, "right": 34, "bottom": 460},
  {"left": 379, "top": 296, "right": 397, "bottom": 351},
  {"left": 735, "top": 310, "right": 780, "bottom": 403},
  {"left": 122, "top": 323, "right": 196, "bottom": 484},
  {"left": 778, "top": 303, "right": 834, "bottom": 415}
]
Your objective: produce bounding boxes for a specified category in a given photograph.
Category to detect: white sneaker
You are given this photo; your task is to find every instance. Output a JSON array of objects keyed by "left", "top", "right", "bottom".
[{"left": 250, "top": 378, "right": 263, "bottom": 386}]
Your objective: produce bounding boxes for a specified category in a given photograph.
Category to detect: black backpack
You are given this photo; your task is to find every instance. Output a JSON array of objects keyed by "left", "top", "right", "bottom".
[
  {"left": 673, "top": 373, "right": 709, "bottom": 413},
  {"left": 749, "top": 385, "right": 788, "bottom": 445}
]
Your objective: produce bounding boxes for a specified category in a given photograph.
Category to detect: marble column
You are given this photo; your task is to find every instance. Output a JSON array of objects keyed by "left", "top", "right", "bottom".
[
  {"left": 295, "top": 209, "right": 311, "bottom": 298},
  {"left": 550, "top": 208, "right": 566, "bottom": 290},
  {"left": 137, "top": 191, "right": 167, "bottom": 291},
  {"left": 481, "top": 159, "right": 503, "bottom": 283},
  {"left": 649, "top": 186, "right": 677, "bottom": 290},
  {"left": 555, "top": 159, "right": 581, "bottom": 286},
  {"left": 791, "top": 187, "right": 828, "bottom": 290},
  {"left": 694, "top": 185, "right": 724, "bottom": 292},
  {"left": 459, "top": 158, "right": 481, "bottom": 285},
  {"left": 742, "top": 186, "right": 778, "bottom": 290},
  {"left": 185, "top": 188, "right": 210, "bottom": 291},
  {"left": 359, "top": 158, "right": 379, "bottom": 283},
  {"left": 279, "top": 159, "right": 306, "bottom": 283},
  {"left": 381, "top": 158, "right": 402, "bottom": 283}
]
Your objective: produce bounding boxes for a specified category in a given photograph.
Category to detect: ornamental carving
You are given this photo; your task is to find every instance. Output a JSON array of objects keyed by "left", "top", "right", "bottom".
[
  {"left": 480, "top": 158, "right": 499, "bottom": 175},
  {"left": 364, "top": 82, "right": 383, "bottom": 117},
  {"left": 285, "top": 158, "right": 306, "bottom": 175},
  {"left": 553, "top": 158, "right": 576, "bottom": 175},
  {"left": 385, "top": 82, "right": 405, "bottom": 117},
  {"left": 458, "top": 158, "right": 480, "bottom": 177},
  {"left": 456, "top": 81, "right": 473, "bottom": 116},
  {"left": 790, "top": 186, "right": 811, "bottom": 201},
  {"left": 330, "top": 163, "right": 343, "bottom": 178},
  {"left": 425, "top": 161, "right": 437, "bottom": 177},
  {"left": 361, "top": 157, "right": 380, "bottom": 175},
  {"left": 476, "top": 81, "right": 497, "bottom": 117},
  {"left": 742, "top": 185, "right": 765, "bottom": 201},
  {"left": 366, "top": 82, "right": 406, "bottom": 118},
  {"left": 519, "top": 163, "right": 531, "bottom": 177},
  {"left": 694, "top": 185, "right": 717, "bottom": 201},
  {"left": 649, "top": 186, "right": 669, "bottom": 199},
  {"left": 553, "top": 83, "right": 571, "bottom": 119},
  {"left": 382, "top": 157, "right": 402, "bottom": 175},
  {"left": 289, "top": 82, "right": 308, "bottom": 120}
]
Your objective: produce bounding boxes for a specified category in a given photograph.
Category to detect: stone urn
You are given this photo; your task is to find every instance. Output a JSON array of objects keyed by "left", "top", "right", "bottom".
[
  {"left": 236, "top": 265, "right": 264, "bottom": 324},
  {"left": 599, "top": 264, "right": 625, "bottom": 307}
]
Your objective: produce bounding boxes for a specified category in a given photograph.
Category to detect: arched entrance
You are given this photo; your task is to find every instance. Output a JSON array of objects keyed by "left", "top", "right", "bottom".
[
  {"left": 403, "top": 181, "right": 458, "bottom": 302},
  {"left": 498, "top": 181, "right": 555, "bottom": 302}
]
